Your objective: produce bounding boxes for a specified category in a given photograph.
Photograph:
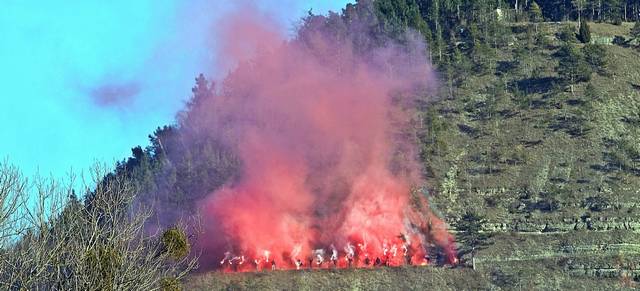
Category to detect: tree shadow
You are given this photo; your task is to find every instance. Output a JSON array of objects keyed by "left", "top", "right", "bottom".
[
  {"left": 496, "top": 61, "right": 518, "bottom": 75},
  {"left": 512, "top": 77, "right": 560, "bottom": 94},
  {"left": 457, "top": 123, "right": 481, "bottom": 138}
]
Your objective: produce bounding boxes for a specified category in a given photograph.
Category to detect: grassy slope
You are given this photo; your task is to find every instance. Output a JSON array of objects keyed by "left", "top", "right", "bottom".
[
  {"left": 187, "top": 22, "right": 640, "bottom": 290},
  {"left": 185, "top": 266, "right": 625, "bottom": 291}
]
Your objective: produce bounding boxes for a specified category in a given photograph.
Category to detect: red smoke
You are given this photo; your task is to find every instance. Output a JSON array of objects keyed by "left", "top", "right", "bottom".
[{"left": 195, "top": 5, "right": 456, "bottom": 271}]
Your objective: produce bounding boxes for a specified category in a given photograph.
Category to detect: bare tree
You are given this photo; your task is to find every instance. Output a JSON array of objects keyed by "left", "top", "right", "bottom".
[
  {"left": 0, "top": 162, "right": 199, "bottom": 290},
  {"left": 0, "top": 161, "right": 26, "bottom": 247}
]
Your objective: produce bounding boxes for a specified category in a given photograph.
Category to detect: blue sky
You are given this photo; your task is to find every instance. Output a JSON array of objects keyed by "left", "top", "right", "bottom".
[{"left": 0, "top": 0, "right": 352, "bottom": 181}]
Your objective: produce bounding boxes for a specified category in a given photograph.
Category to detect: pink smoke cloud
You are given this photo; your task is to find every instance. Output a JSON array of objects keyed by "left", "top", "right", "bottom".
[{"left": 186, "top": 2, "right": 455, "bottom": 271}]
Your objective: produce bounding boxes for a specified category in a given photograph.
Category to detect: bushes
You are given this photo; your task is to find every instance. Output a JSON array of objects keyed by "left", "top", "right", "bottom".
[
  {"left": 557, "top": 24, "right": 577, "bottom": 43},
  {"left": 583, "top": 196, "right": 611, "bottom": 212},
  {"left": 556, "top": 44, "right": 592, "bottom": 84},
  {"left": 632, "top": 21, "right": 640, "bottom": 43},
  {"left": 161, "top": 277, "right": 183, "bottom": 291},
  {"left": 582, "top": 44, "right": 608, "bottom": 74},
  {"left": 578, "top": 21, "right": 591, "bottom": 44},
  {"left": 162, "top": 227, "right": 191, "bottom": 260},
  {"left": 84, "top": 246, "right": 122, "bottom": 290},
  {"left": 612, "top": 35, "right": 627, "bottom": 46}
]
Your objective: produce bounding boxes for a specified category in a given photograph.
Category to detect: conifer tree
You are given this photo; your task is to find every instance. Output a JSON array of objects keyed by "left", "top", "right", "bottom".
[
  {"left": 529, "top": 1, "right": 543, "bottom": 22},
  {"left": 578, "top": 20, "right": 591, "bottom": 43},
  {"left": 631, "top": 21, "right": 640, "bottom": 41},
  {"left": 582, "top": 44, "right": 608, "bottom": 73},
  {"left": 455, "top": 211, "right": 491, "bottom": 270},
  {"left": 557, "top": 44, "right": 592, "bottom": 93}
]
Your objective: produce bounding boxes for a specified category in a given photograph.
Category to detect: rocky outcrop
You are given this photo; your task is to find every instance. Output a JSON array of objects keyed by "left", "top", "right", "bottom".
[{"left": 464, "top": 217, "right": 640, "bottom": 234}]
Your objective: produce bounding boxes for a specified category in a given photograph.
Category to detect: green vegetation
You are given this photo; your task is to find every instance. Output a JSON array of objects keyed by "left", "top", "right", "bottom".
[
  {"left": 632, "top": 21, "right": 640, "bottom": 41},
  {"left": 530, "top": 2, "right": 543, "bottom": 22},
  {"left": 183, "top": 0, "right": 640, "bottom": 285},
  {"left": 161, "top": 277, "right": 183, "bottom": 291},
  {"left": 184, "top": 266, "right": 625, "bottom": 291},
  {"left": 162, "top": 227, "right": 191, "bottom": 260},
  {"left": 557, "top": 43, "right": 592, "bottom": 86},
  {"left": 85, "top": 246, "right": 123, "bottom": 291},
  {"left": 579, "top": 20, "right": 591, "bottom": 43},
  {"left": 3, "top": 0, "right": 640, "bottom": 290},
  {"left": 455, "top": 211, "right": 492, "bottom": 270}
]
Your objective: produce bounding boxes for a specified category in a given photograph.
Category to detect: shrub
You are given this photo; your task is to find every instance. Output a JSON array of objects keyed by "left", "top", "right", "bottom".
[
  {"left": 161, "top": 277, "right": 183, "bottom": 291},
  {"left": 578, "top": 21, "right": 591, "bottom": 43},
  {"left": 582, "top": 44, "right": 608, "bottom": 73},
  {"left": 613, "top": 18, "right": 623, "bottom": 26},
  {"left": 557, "top": 24, "right": 577, "bottom": 43},
  {"left": 162, "top": 227, "right": 191, "bottom": 260},
  {"left": 491, "top": 268, "right": 519, "bottom": 287},
  {"left": 582, "top": 196, "right": 611, "bottom": 212},
  {"left": 612, "top": 35, "right": 627, "bottom": 46},
  {"left": 631, "top": 21, "right": 640, "bottom": 40},
  {"left": 84, "top": 245, "right": 122, "bottom": 290},
  {"left": 556, "top": 44, "right": 592, "bottom": 84}
]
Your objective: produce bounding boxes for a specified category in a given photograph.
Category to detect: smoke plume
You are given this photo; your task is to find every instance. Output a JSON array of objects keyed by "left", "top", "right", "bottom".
[
  {"left": 90, "top": 81, "right": 141, "bottom": 107},
  {"left": 189, "top": 3, "right": 456, "bottom": 270}
]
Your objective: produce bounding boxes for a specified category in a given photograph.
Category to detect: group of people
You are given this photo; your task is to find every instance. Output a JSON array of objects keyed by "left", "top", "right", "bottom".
[
  {"left": 220, "top": 253, "right": 429, "bottom": 271},
  {"left": 219, "top": 240, "right": 440, "bottom": 272},
  {"left": 247, "top": 252, "right": 426, "bottom": 271}
]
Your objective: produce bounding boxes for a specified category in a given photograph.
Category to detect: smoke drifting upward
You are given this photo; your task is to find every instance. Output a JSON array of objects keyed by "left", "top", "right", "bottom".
[
  {"left": 90, "top": 81, "right": 141, "bottom": 107},
  {"left": 193, "top": 3, "right": 456, "bottom": 270}
]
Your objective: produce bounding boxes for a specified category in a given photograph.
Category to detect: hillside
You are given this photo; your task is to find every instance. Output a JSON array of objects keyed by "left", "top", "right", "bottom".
[
  {"left": 424, "top": 19, "right": 640, "bottom": 283},
  {"left": 185, "top": 266, "right": 617, "bottom": 290},
  {"left": 3, "top": 1, "right": 640, "bottom": 290},
  {"left": 185, "top": 19, "right": 640, "bottom": 291}
]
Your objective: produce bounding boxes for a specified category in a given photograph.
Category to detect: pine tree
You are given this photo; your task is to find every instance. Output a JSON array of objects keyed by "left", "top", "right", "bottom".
[
  {"left": 374, "top": 0, "right": 429, "bottom": 40},
  {"left": 455, "top": 211, "right": 491, "bottom": 270},
  {"left": 572, "top": 0, "right": 586, "bottom": 24},
  {"left": 582, "top": 44, "right": 608, "bottom": 73},
  {"left": 529, "top": 1, "right": 543, "bottom": 22},
  {"left": 631, "top": 21, "right": 640, "bottom": 41},
  {"left": 578, "top": 20, "right": 591, "bottom": 43},
  {"left": 557, "top": 44, "right": 592, "bottom": 92}
]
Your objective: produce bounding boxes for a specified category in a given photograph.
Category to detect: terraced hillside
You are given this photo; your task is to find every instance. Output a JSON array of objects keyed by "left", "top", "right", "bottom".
[
  {"left": 187, "top": 21, "right": 640, "bottom": 290},
  {"left": 425, "top": 20, "right": 640, "bottom": 287}
]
